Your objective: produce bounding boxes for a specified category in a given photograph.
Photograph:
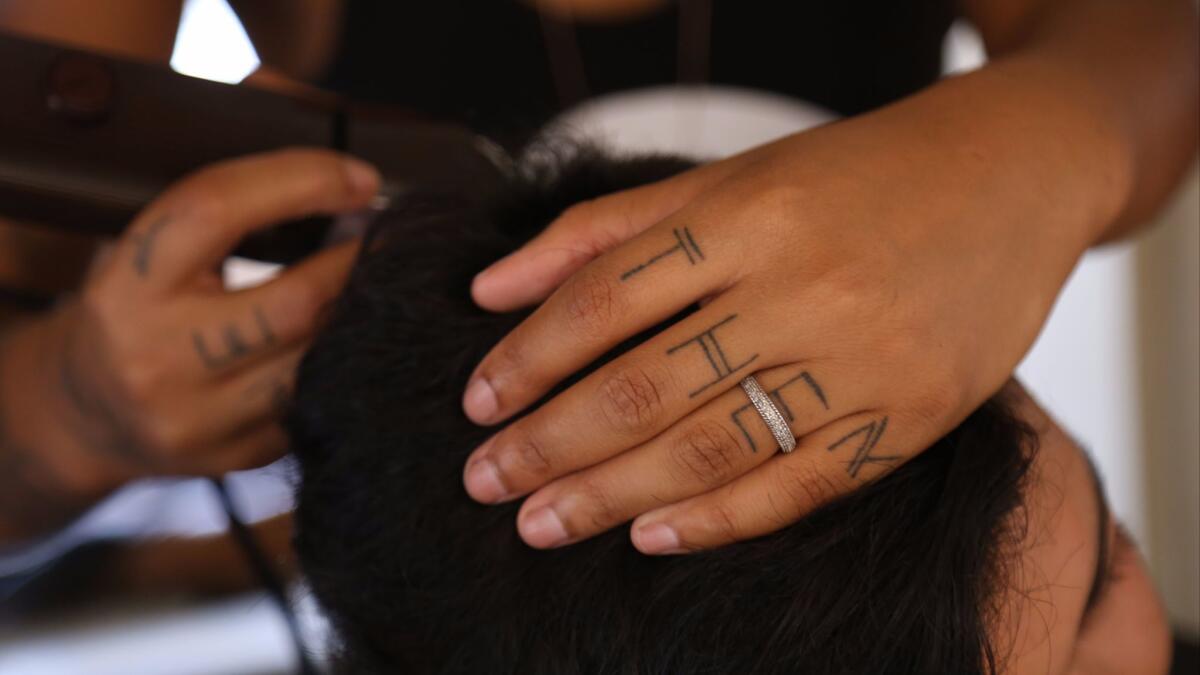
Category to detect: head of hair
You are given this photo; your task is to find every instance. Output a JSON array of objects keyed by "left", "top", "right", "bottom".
[{"left": 287, "top": 145, "right": 1034, "bottom": 674}]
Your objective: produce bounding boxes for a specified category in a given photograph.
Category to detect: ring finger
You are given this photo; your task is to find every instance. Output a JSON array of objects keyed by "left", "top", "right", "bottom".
[{"left": 514, "top": 363, "right": 850, "bottom": 548}]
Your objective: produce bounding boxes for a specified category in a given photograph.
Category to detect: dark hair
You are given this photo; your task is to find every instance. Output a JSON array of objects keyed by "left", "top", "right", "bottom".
[{"left": 288, "top": 148, "right": 1034, "bottom": 674}]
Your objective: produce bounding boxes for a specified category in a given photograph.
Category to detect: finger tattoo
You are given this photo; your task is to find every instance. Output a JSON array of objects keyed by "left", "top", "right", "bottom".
[
  {"left": 620, "top": 227, "right": 705, "bottom": 281},
  {"left": 666, "top": 314, "right": 757, "bottom": 398},
  {"left": 798, "top": 371, "right": 829, "bottom": 410},
  {"left": 131, "top": 215, "right": 171, "bottom": 278},
  {"left": 730, "top": 371, "right": 828, "bottom": 453},
  {"left": 193, "top": 306, "right": 277, "bottom": 370},
  {"left": 827, "top": 417, "right": 899, "bottom": 478}
]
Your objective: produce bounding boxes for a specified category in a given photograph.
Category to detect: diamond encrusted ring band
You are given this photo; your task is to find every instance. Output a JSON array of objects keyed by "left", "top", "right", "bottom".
[{"left": 738, "top": 375, "right": 797, "bottom": 453}]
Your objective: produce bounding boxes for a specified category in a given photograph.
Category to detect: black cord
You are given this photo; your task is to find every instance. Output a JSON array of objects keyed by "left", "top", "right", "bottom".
[{"left": 207, "top": 477, "right": 318, "bottom": 675}]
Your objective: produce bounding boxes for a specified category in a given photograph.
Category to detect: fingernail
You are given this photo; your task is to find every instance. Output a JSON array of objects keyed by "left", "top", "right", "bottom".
[
  {"left": 463, "top": 376, "right": 499, "bottom": 423},
  {"left": 463, "top": 457, "right": 507, "bottom": 503},
  {"left": 343, "top": 158, "right": 380, "bottom": 195},
  {"left": 634, "top": 523, "right": 683, "bottom": 555},
  {"left": 521, "top": 506, "right": 569, "bottom": 548}
]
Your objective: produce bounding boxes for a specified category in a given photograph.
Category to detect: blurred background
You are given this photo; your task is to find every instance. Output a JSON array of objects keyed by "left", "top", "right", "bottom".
[{"left": 0, "top": 1, "right": 1195, "bottom": 673}]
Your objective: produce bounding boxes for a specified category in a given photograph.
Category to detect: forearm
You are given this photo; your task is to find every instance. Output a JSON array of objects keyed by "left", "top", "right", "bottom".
[
  {"left": 756, "top": 9, "right": 1190, "bottom": 347},
  {"left": 964, "top": 0, "right": 1199, "bottom": 241},
  {"left": 0, "top": 0, "right": 182, "bottom": 63}
]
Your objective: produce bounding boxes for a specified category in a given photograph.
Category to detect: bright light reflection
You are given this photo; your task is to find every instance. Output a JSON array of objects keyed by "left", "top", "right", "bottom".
[{"left": 169, "top": 0, "right": 260, "bottom": 84}]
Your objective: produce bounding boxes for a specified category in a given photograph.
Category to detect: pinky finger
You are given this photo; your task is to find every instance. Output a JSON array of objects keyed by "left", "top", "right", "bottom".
[{"left": 630, "top": 411, "right": 913, "bottom": 554}]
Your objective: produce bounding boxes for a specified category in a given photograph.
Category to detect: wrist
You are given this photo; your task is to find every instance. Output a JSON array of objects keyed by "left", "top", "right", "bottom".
[
  {"left": 896, "top": 53, "right": 1135, "bottom": 255},
  {"left": 1, "top": 311, "right": 128, "bottom": 502}
]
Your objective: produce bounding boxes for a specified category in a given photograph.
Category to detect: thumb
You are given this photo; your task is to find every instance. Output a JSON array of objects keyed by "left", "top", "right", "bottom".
[{"left": 471, "top": 170, "right": 706, "bottom": 312}]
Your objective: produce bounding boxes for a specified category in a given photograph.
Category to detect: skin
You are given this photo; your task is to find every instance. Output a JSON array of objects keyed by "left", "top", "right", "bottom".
[
  {"left": 0, "top": 6, "right": 1188, "bottom": 660},
  {"left": 1003, "top": 385, "right": 1169, "bottom": 674},
  {"left": 0, "top": 149, "right": 379, "bottom": 540},
  {"left": 0, "top": 0, "right": 181, "bottom": 62},
  {"left": 460, "top": 0, "right": 1198, "bottom": 560},
  {"left": 0, "top": 4, "right": 377, "bottom": 541}
]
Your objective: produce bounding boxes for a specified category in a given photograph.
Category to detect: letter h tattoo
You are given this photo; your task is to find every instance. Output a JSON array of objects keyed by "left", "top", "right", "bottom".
[{"left": 666, "top": 314, "right": 758, "bottom": 398}]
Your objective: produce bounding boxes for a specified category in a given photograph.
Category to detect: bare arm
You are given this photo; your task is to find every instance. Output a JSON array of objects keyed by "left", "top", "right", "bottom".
[
  {"left": 963, "top": 0, "right": 1199, "bottom": 240},
  {"left": 0, "top": 0, "right": 181, "bottom": 62}
]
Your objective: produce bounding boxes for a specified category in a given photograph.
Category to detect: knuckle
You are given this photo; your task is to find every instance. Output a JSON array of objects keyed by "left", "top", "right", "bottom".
[
  {"left": 597, "top": 362, "right": 667, "bottom": 434},
  {"left": 825, "top": 268, "right": 895, "bottom": 320},
  {"left": 556, "top": 199, "right": 622, "bottom": 252},
  {"left": 497, "top": 428, "right": 555, "bottom": 484},
  {"left": 669, "top": 420, "right": 744, "bottom": 488},
  {"left": 806, "top": 236, "right": 904, "bottom": 309},
  {"left": 702, "top": 498, "right": 743, "bottom": 543},
  {"left": 562, "top": 270, "right": 621, "bottom": 341},
  {"left": 752, "top": 180, "right": 811, "bottom": 219},
  {"left": 575, "top": 478, "right": 622, "bottom": 531},
  {"left": 775, "top": 458, "right": 848, "bottom": 512},
  {"left": 477, "top": 340, "right": 526, "bottom": 395},
  {"left": 604, "top": 191, "right": 648, "bottom": 242}
]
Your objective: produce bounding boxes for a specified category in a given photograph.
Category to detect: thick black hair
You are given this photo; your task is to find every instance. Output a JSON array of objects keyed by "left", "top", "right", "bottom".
[{"left": 288, "top": 148, "right": 1034, "bottom": 674}]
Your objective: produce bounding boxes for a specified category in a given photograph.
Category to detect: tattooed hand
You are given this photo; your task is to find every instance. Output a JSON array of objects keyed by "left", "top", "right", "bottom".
[
  {"left": 0, "top": 149, "right": 378, "bottom": 521},
  {"left": 459, "top": 70, "right": 1134, "bottom": 553}
]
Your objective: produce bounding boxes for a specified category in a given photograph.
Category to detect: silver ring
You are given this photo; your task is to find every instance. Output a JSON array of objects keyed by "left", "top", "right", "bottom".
[{"left": 739, "top": 375, "right": 797, "bottom": 453}]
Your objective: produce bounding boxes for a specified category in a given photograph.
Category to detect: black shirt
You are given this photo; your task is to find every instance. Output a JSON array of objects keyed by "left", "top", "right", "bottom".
[{"left": 321, "top": 1, "right": 955, "bottom": 142}]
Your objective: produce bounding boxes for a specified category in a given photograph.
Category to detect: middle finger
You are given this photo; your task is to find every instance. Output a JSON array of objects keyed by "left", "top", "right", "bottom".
[{"left": 463, "top": 292, "right": 789, "bottom": 504}]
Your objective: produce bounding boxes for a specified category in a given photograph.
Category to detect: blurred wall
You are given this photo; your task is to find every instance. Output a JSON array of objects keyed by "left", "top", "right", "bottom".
[{"left": 1137, "top": 165, "right": 1200, "bottom": 636}]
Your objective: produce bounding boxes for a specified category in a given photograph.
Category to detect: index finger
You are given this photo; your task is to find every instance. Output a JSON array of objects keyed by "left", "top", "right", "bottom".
[
  {"left": 124, "top": 148, "right": 379, "bottom": 290},
  {"left": 471, "top": 145, "right": 771, "bottom": 312},
  {"left": 463, "top": 203, "right": 738, "bottom": 426}
]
